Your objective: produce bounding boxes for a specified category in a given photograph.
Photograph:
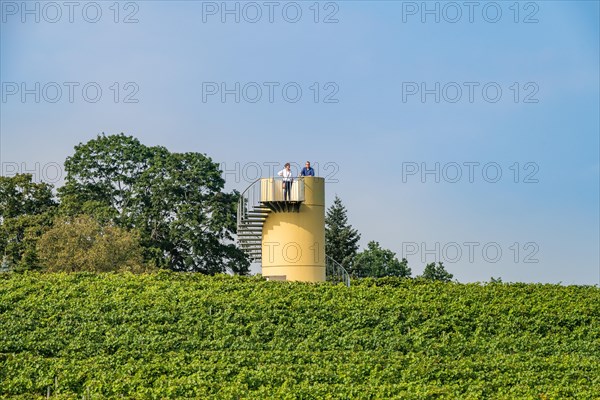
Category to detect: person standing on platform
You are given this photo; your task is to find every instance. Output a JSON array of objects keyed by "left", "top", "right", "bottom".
[
  {"left": 300, "top": 161, "right": 315, "bottom": 177},
  {"left": 278, "top": 162, "right": 293, "bottom": 201}
]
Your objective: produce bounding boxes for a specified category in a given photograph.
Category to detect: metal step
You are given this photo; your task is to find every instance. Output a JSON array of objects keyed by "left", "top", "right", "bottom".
[
  {"left": 238, "top": 193, "right": 274, "bottom": 263},
  {"left": 243, "top": 216, "right": 268, "bottom": 221},
  {"left": 261, "top": 201, "right": 302, "bottom": 213}
]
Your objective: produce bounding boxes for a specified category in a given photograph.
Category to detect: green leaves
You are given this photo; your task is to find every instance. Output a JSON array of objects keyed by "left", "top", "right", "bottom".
[
  {"left": 354, "top": 241, "right": 412, "bottom": 278},
  {"left": 0, "top": 174, "right": 56, "bottom": 221},
  {"left": 420, "top": 262, "right": 454, "bottom": 282},
  {"left": 59, "top": 133, "right": 249, "bottom": 274},
  {"left": 0, "top": 174, "right": 58, "bottom": 271},
  {"left": 60, "top": 133, "right": 152, "bottom": 216},
  {"left": 1, "top": 274, "right": 599, "bottom": 398},
  {"left": 35, "top": 215, "right": 147, "bottom": 273},
  {"left": 1, "top": 134, "right": 248, "bottom": 274}
]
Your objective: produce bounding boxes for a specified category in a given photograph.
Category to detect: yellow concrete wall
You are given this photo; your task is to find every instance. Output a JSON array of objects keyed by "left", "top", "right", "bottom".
[{"left": 261, "top": 177, "right": 325, "bottom": 282}]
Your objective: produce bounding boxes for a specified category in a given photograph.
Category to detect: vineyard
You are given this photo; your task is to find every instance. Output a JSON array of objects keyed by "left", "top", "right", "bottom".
[{"left": 1, "top": 272, "right": 599, "bottom": 399}]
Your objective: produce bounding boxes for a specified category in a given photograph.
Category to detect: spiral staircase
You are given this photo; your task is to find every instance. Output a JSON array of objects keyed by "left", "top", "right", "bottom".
[{"left": 236, "top": 178, "right": 303, "bottom": 263}]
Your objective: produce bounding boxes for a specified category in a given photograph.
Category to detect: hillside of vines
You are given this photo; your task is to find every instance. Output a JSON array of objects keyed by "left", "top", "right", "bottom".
[{"left": 1, "top": 272, "right": 599, "bottom": 399}]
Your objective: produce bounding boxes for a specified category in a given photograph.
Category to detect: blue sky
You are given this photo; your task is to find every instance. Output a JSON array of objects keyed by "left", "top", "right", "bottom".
[{"left": 1, "top": 1, "right": 598, "bottom": 284}]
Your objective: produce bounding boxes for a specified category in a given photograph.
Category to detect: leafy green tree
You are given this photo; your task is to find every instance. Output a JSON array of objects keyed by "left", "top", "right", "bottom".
[
  {"left": 59, "top": 133, "right": 248, "bottom": 274},
  {"left": 353, "top": 241, "right": 411, "bottom": 278},
  {"left": 58, "top": 134, "right": 151, "bottom": 223},
  {"left": 0, "top": 174, "right": 57, "bottom": 271},
  {"left": 1, "top": 213, "right": 55, "bottom": 271},
  {"left": 325, "top": 195, "right": 361, "bottom": 273},
  {"left": 36, "top": 215, "right": 147, "bottom": 273},
  {"left": 0, "top": 174, "right": 56, "bottom": 221},
  {"left": 420, "top": 262, "right": 454, "bottom": 282}
]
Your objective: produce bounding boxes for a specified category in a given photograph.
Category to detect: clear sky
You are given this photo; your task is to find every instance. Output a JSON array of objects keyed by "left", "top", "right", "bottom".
[{"left": 1, "top": 1, "right": 598, "bottom": 284}]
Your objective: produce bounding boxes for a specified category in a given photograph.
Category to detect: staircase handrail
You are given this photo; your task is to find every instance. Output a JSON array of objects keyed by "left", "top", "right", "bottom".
[
  {"left": 237, "top": 178, "right": 263, "bottom": 227},
  {"left": 325, "top": 255, "right": 351, "bottom": 287}
]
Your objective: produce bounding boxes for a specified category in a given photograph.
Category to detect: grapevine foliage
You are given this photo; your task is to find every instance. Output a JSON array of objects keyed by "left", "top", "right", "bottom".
[{"left": 1, "top": 273, "right": 598, "bottom": 399}]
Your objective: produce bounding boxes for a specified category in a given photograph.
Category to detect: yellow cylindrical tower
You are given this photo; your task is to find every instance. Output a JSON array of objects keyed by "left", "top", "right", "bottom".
[{"left": 261, "top": 177, "right": 325, "bottom": 282}]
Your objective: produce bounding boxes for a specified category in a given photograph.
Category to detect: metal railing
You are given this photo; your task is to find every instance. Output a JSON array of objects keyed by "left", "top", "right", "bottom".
[
  {"left": 261, "top": 177, "right": 305, "bottom": 202},
  {"left": 237, "top": 177, "right": 307, "bottom": 227},
  {"left": 237, "top": 178, "right": 262, "bottom": 227},
  {"left": 326, "top": 255, "right": 351, "bottom": 287}
]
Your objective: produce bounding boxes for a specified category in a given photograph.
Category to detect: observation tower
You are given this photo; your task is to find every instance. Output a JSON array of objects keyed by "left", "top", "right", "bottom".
[{"left": 237, "top": 176, "right": 349, "bottom": 285}]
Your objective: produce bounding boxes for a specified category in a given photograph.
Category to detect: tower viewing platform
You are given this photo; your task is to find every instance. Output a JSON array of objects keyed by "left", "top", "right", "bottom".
[{"left": 260, "top": 177, "right": 305, "bottom": 212}]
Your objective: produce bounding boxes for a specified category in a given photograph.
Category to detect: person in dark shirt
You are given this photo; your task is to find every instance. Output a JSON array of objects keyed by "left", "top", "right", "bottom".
[{"left": 300, "top": 161, "right": 315, "bottom": 177}]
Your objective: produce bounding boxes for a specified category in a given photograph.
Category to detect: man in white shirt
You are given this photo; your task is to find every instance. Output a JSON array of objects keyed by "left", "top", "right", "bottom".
[{"left": 277, "top": 162, "right": 293, "bottom": 201}]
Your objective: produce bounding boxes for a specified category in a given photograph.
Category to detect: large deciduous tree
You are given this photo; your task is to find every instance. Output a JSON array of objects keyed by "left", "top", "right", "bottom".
[
  {"left": 58, "top": 133, "right": 249, "bottom": 274},
  {"left": 0, "top": 174, "right": 57, "bottom": 271},
  {"left": 325, "top": 195, "right": 361, "bottom": 274},
  {"left": 58, "top": 134, "right": 151, "bottom": 224},
  {"left": 354, "top": 241, "right": 412, "bottom": 278},
  {"left": 0, "top": 174, "right": 56, "bottom": 221}
]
